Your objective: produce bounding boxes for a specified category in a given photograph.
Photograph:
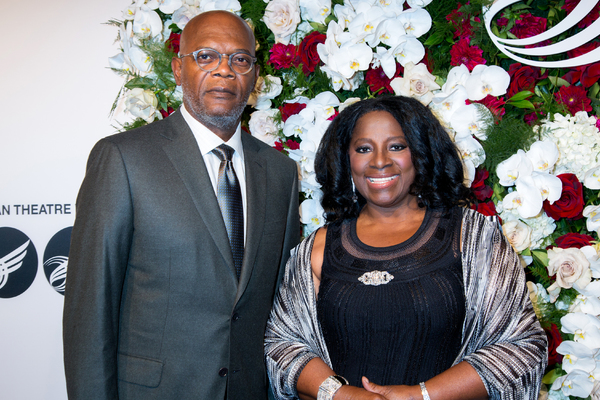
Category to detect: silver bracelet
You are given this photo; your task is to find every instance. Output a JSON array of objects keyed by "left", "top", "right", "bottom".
[
  {"left": 420, "top": 382, "right": 431, "bottom": 400},
  {"left": 317, "top": 375, "right": 348, "bottom": 400}
]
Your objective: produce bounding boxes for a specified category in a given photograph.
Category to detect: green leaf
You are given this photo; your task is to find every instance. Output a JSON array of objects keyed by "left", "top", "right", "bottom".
[
  {"left": 542, "top": 368, "right": 565, "bottom": 385},
  {"left": 589, "top": 82, "right": 600, "bottom": 99},
  {"left": 548, "top": 76, "right": 570, "bottom": 87},
  {"left": 508, "top": 91, "right": 534, "bottom": 102},
  {"left": 424, "top": 32, "right": 445, "bottom": 46},
  {"left": 507, "top": 100, "right": 535, "bottom": 109},
  {"left": 124, "top": 77, "right": 155, "bottom": 90},
  {"left": 531, "top": 250, "right": 549, "bottom": 267}
]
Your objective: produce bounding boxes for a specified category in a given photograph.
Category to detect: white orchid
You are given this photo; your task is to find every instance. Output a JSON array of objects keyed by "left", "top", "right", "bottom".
[
  {"left": 389, "top": 35, "right": 425, "bottom": 67},
  {"left": 327, "top": 41, "right": 372, "bottom": 79},
  {"left": 441, "top": 64, "right": 470, "bottom": 95},
  {"left": 551, "top": 369, "right": 595, "bottom": 399},
  {"left": 307, "top": 91, "right": 340, "bottom": 122},
  {"left": 530, "top": 171, "right": 562, "bottom": 204},
  {"left": 502, "top": 175, "right": 543, "bottom": 218},
  {"left": 396, "top": 8, "right": 432, "bottom": 38},
  {"left": 132, "top": 6, "right": 164, "bottom": 39},
  {"left": 333, "top": 3, "right": 356, "bottom": 30},
  {"left": 370, "top": 17, "right": 407, "bottom": 48},
  {"left": 454, "top": 135, "right": 485, "bottom": 184},
  {"left": 430, "top": 86, "right": 468, "bottom": 127},
  {"left": 584, "top": 165, "right": 600, "bottom": 190},
  {"left": 407, "top": 0, "right": 433, "bottom": 8},
  {"left": 346, "top": 4, "right": 386, "bottom": 44},
  {"left": 526, "top": 140, "right": 559, "bottom": 174},
  {"left": 561, "top": 312, "right": 600, "bottom": 349},
  {"left": 583, "top": 205, "right": 600, "bottom": 235},
  {"left": 557, "top": 340, "right": 596, "bottom": 374},
  {"left": 171, "top": 4, "right": 200, "bottom": 29},
  {"left": 129, "top": 44, "right": 153, "bottom": 73},
  {"left": 465, "top": 64, "right": 510, "bottom": 101},
  {"left": 300, "top": 196, "right": 325, "bottom": 235},
  {"left": 450, "top": 103, "right": 490, "bottom": 140},
  {"left": 496, "top": 150, "right": 534, "bottom": 187},
  {"left": 581, "top": 246, "right": 600, "bottom": 279},
  {"left": 372, "top": 46, "right": 399, "bottom": 79},
  {"left": 299, "top": 0, "right": 331, "bottom": 24},
  {"left": 147, "top": 0, "right": 183, "bottom": 14}
]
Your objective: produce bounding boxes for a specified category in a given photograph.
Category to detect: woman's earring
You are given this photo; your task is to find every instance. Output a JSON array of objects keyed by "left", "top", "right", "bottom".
[{"left": 351, "top": 177, "right": 358, "bottom": 203}]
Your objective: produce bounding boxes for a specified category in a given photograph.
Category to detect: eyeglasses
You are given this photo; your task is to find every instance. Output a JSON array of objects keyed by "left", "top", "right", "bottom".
[{"left": 179, "top": 48, "right": 257, "bottom": 75}]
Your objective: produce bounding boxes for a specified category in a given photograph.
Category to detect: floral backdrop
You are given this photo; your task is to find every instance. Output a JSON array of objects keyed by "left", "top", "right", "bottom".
[{"left": 107, "top": 0, "right": 600, "bottom": 398}]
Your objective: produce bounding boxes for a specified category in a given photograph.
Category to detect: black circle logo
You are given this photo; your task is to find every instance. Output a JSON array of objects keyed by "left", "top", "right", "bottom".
[
  {"left": 0, "top": 227, "right": 38, "bottom": 298},
  {"left": 43, "top": 227, "right": 72, "bottom": 295}
]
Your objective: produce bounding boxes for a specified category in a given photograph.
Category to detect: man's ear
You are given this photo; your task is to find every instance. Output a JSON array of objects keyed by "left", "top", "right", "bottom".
[{"left": 172, "top": 57, "right": 182, "bottom": 86}]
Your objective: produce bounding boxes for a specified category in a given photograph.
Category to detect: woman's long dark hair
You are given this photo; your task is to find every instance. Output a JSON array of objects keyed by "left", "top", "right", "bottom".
[{"left": 314, "top": 95, "right": 473, "bottom": 223}]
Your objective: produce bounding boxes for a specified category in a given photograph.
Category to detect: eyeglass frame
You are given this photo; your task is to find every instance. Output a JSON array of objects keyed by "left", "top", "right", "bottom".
[{"left": 178, "top": 48, "right": 258, "bottom": 75}]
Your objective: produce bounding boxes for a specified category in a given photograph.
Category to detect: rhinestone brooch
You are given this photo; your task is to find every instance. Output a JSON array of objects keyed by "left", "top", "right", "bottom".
[{"left": 358, "top": 270, "right": 394, "bottom": 286}]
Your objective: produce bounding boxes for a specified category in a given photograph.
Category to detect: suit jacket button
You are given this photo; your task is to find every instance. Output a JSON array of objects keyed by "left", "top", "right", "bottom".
[
  {"left": 232, "top": 313, "right": 240, "bottom": 321},
  {"left": 219, "top": 367, "right": 228, "bottom": 377}
]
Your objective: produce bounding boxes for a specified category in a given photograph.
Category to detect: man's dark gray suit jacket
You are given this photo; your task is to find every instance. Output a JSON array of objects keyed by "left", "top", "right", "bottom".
[{"left": 63, "top": 110, "right": 300, "bottom": 400}]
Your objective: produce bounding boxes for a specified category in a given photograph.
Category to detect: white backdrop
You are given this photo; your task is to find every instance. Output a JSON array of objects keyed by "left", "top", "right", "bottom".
[{"left": 0, "top": 0, "right": 128, "bottom": 398}]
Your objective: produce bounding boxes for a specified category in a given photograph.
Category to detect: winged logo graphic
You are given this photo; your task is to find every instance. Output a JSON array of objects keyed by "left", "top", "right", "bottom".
[
  {"left": 0, "top": 240, "right": 31, "bottom": 290},
  {"left": 44, "top": 255, "right": 68, "bottom": 293}
]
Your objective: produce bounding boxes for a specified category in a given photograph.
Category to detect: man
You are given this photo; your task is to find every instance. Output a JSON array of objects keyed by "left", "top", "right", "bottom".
[{"left": 63, "top": 11, "right": 299, "bottom": 400}]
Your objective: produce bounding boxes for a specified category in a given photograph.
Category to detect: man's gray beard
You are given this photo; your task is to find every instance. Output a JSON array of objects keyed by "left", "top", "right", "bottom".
[{"left": 184, "top": 90, "right": 250, "bottom": 133}]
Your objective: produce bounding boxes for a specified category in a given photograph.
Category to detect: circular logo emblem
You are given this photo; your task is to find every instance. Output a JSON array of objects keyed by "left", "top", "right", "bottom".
[
  {"left": 43, "top": 227, "right": 72, "bottom": 295},
  {"left": 0, "top": 227, "right": 38, "bottom": 298}
]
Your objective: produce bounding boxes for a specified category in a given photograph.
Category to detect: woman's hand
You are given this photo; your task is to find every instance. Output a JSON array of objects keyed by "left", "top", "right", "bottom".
[
  {"left": 333, "top": 384, "right": 390, "bottom": 400},
  {"left": 361, "top": 377, "right": 421, "bottom": 400}
]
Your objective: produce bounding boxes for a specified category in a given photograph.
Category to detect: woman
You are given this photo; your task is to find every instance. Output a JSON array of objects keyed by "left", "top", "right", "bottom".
[{"left": 265, "top": 96, "right": 547, "bottom": 400}]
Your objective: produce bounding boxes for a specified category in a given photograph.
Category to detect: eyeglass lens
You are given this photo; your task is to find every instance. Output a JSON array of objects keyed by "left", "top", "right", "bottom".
[{"left": 194, "top": 49, "right": 254, "bottom": 74}]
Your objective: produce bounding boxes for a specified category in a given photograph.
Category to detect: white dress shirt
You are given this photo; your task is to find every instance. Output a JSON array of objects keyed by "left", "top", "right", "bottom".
[{"left": 180, "top": 104, "right": 247, "bottom": 244}]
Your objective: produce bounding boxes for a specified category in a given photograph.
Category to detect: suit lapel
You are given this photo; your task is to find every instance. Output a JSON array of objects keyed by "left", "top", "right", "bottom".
[
  {"left": 236, "top": 134, "right": 267, "bottom": 303},
  {"left": 160, "top": 111, "right": 237, "bottom": 278}
]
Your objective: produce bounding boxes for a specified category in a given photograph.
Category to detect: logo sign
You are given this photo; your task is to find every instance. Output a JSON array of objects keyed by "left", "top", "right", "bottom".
[
  {"left": 484, "top": 0, "right": 600, "bottom": 68},
  {"left": 0, "top": 227, "right": 38, "bottom": 298},
  {"left": 43, "top": 227, "right": 72, "bottom": 295}
]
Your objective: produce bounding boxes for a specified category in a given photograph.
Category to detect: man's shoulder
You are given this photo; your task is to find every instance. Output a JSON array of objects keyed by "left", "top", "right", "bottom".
[
  {"left": 101, "top": 111, "right": 185, "bottom": 146},
  {"left": 242, "top": 133, "right": 297, "bottom": 169}
]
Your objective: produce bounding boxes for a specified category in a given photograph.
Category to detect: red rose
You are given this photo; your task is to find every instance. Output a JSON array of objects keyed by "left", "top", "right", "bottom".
[
  {"left": 472, "top": 201, "right": 497, "bottom": 217},
  {"left": 286, "top": 139, "right": 300, "bottom": 150},
  {"left": 554, "top": 233, "right": 595, "bottom": 249},
  {"left": 563, "top": 0, "right": 600, "bottom": 28},
  {"left": 450, "top": 38, "right": 486, "bottom": 71},
  {"left": 269, "top": 43, "right": 298, "bottom": 70},
  {"left": 274, "top": 140, "right": 285, "bottom": 152},
  {"left": 166, "top": 32, "right": 180, "bottom": 54},
  {"left": 160, "top": 106, "right": 175, "bottom": 118},
  {"left": 296, "top": 31, "right": 326, "bottom": 75},
  {"left": 468, "top": 95, "right": 506, "bottom": 121},
  {"left": 507, "top": 63, "right": 543, "bottom": 98},
  {"left": 471, "top": 168, "right": 493, "bottom": 201},
  {"left": 543, "top": 173, "right": 585, "bottom": 220},
  {"left": 365, "top": 64, "right": 403, "bottom": 94},
  {"left": 510, "top": 14, "right": 548, "bottom": 46},
  {"left": 279, "top": 102, "right": 307, "bottom": 122},
  {"left": 545, "top": 324, "right": 563, "bottom": 365},
  {"left": 581, "top": 63, "right": 600, "bottom": 88},
  {"left": 554, "top": 85, "right": 593, "bottom": 115}
]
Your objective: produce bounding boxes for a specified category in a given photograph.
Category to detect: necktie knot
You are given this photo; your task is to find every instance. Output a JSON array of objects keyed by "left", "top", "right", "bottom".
[{"left": 212, "top": 144, "right": 235, "bottom": 162}]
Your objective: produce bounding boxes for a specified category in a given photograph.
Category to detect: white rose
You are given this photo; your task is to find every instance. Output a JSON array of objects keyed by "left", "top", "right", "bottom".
[
  {"left": 124, "top": 88, "right": 158, "bottom": 123},
  {"left": 547, "top": 247, "right": 592, "bottom": 290},
  {"left": 502, "top": 219, "right": 532, "bottom": 253},
  {"left": 248, "top": 109, "right": 281, "bottom": 146},
  {"left": 390, "top": 62, "right": 440, "bottom": 105},
  {"left": 263, "top": 0, "right": 301, "bottom": 45}
]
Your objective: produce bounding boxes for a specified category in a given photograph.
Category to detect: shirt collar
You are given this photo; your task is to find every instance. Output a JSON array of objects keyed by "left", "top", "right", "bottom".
[{"left": 180, "top": 104, "right": 244, "bottom": 161}]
